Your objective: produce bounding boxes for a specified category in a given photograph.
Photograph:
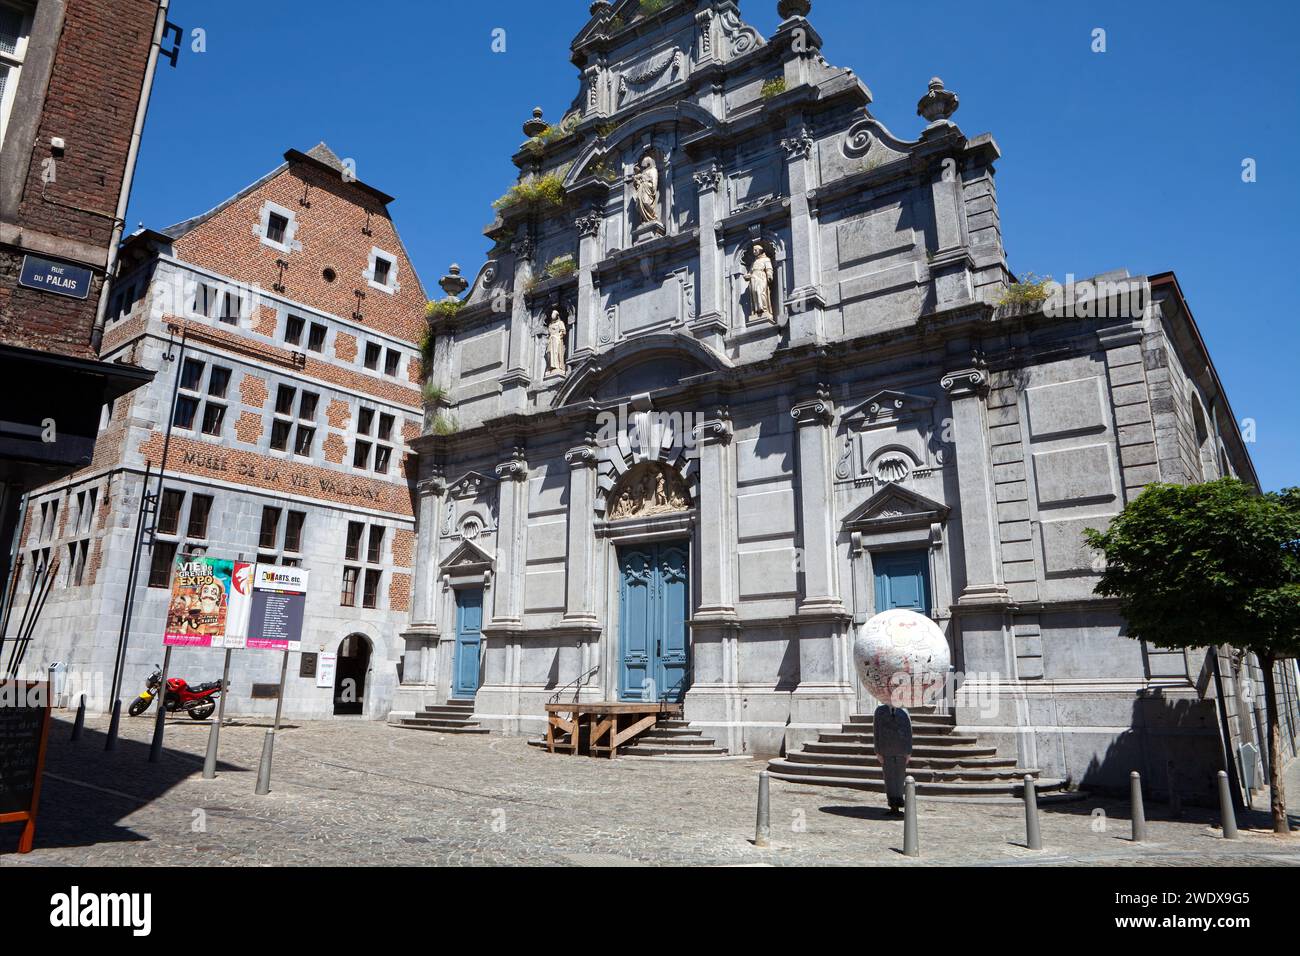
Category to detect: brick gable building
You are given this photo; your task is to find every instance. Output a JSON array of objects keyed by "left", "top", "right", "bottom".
[{"left": 6, "top": 143, "right": 429, "bottom": 719}]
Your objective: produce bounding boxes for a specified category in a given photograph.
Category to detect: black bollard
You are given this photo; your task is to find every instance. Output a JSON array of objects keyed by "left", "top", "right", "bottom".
[
  {"left": 254, "top": 729, "right": 275, "bottom": 795},
  {"left": 902, "top": 776, "right": 919, "bottom": 857},
  {"left": 104, "top": 698, "right": 122, "bottom": 751},
  {"left": 754, "top": 770, "right": 771, "bottom": 847},
  {"left": 1130, "top": 771, "right": 1147, "bottom": 843},
  {"left": 70, "top": 694, "right": 86, "bottom": 742},
  {"left": 1217, "top": 771, "right": 1239, "bottom": 840},
  {"left": 1023, "top": 775, "right": 1042, "bottom": 850}
]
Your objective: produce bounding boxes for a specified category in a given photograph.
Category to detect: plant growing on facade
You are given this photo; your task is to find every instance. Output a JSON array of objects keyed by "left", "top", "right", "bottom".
[
  {"left": 422, "top": 381, "right": 447, "bottom": 406},
  {"left": 761, "top": 77, "right": 787, "bottom": 100},
  {"left": 492, "top": 173, "right": 567, "bottom": 212},
  {"left": 996, "top": 272, "right": 1053, "bottom": 306},
  {"left": 544, "top": 255, "right": 577, "bottom": 279},
  {"left": 432, "top": 413, "right": 459, "bottom": 436},
  {"left": 639, "top": 0, "right": 673, "bottom": 16},
  {"left": 425, "top": 298, "right": 463, "bottom": 322},
  {"left": 1084, "top": 479, "right": 1300, "bottom": 834}
]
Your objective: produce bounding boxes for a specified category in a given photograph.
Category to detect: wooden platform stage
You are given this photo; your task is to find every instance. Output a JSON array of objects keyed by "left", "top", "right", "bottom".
[{"left": 543, "top": 701, "right": 682, "bottom": 758}]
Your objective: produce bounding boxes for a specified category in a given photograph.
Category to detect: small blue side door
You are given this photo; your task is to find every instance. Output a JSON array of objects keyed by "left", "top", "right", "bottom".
[
  {"left": 873, "top": 550, "right": 931, "bottom": 614},
  {"left": 452, "top": 588, "right": 483, "bottom": 699}
]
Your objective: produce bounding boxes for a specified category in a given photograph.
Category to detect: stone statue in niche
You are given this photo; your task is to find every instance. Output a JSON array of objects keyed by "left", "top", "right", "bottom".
[
  {"left": 633, "top": 155, "right": 661, "bottom": 226},
  {"left": 607, "top": 462, "right": 690, "bottom": 521},
  {"left": 745, "top": 241, "right": 776, "bottom": 320},
  {"left": 545, "top": 309, "right": 568, "bottom": 376}
]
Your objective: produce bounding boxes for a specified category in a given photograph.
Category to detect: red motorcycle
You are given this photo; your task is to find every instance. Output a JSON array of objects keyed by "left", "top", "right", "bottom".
[{"left": 128, "top": 667, "right": 224, "bottom": 719}]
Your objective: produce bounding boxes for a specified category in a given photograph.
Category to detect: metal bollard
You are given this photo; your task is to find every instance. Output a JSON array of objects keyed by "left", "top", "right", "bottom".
[
  {"left": 104, "top": 698, "right": 122, "bottom": 752},
  {"left": 1217, "top": 770, "right": 1238, "bottom": 840},
  {"left": 902, "top": 775, "right": 919, "bottom": 857},
  {"left": 70, "top": 694, "right": 86, "bottom": 742},
  {"left": 254, "top": 729, "right": 275, "bottom": 795},
  {"left": 148, "top": 697, "right": 167, "bottom": 763},
  {"left": 1023, "top": 774, "right": 1042, "bottom": 850},
  {"left": 1130, "top": 771, "right": 1147, "bottom": 843},
  {"left": 202, "top": 721, "right": 220, "bottom": 780},
  {"left": 754, "top": 770, "right": 771, "bottom": 847}
]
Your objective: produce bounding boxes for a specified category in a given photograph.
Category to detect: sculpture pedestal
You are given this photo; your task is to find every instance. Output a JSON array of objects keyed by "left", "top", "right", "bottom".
[{"left": 633, "top": 221, "right": 665, "bottom": 244}]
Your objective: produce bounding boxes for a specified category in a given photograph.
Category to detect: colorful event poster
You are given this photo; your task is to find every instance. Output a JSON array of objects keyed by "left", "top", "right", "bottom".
[
  {"left": 163, "top": 556, "right": 253, "bottom": 648},
  {"left": 245, "top": 564, "right": 310, "bottom": 651}
]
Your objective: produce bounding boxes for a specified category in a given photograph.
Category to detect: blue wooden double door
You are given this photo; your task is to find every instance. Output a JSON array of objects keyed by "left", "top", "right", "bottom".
[
  {"left": 873, "top": 550, "right": 931, "bottom": 614},
  {"left": 452, "top": 588, "right": 483, "bottom": 699},
  {"left": 618, "top": 542, "right": 690, "bottom": 702}
]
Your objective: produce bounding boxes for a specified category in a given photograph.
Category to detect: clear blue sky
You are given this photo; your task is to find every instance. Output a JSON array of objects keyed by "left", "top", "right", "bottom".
[{"left": 126, "top": 0, "right": 1299, "bottom": 491}]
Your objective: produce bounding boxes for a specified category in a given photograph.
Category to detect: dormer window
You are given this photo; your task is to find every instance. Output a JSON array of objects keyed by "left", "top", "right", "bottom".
[{"left": 366, "top": 248, "right": 399, "bottom": 294}]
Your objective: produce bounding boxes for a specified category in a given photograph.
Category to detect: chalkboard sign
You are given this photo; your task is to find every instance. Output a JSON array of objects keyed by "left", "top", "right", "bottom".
[{"left": 0, "top": 681, "right": 52, "bottom": 854}]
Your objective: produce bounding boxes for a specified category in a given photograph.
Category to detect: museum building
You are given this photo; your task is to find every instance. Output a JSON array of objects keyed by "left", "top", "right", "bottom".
[
  {"left": 393, "top": 0, "right": 1289, "bottom": 795},
  {"left": 5, "top": 144, "right": 428, "bottom": 719}
]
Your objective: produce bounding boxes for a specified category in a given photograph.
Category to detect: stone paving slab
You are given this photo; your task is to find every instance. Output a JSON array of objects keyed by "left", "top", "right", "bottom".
[{"left": 1, "top": 716, "right": 1298, "bottom": 867}]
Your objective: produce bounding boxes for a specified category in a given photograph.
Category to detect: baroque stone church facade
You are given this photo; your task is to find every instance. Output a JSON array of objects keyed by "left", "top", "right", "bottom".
[{"left": 394, "top": 0, "right": 1260, "bottom": 793}]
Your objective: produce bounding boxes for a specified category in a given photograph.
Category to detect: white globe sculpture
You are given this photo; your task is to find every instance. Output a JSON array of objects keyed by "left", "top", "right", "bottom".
[{"left": 853, "top": 608, "right": 951, "bottom": 708}]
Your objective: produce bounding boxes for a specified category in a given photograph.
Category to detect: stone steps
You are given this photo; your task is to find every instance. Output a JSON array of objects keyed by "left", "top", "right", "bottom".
[
  {"left": 768, "top": 710, "right": 1062, "bottom": 799},
  {"left": 392, "top": 698, "right": 488, "bottom": 735}
]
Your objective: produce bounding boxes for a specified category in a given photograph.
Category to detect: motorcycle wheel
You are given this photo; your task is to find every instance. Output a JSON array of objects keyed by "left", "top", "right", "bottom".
[
  {"left": 189, "top": 701, "right": 216, "bottom": 720},
  {"left": 128, "top": 697, "right": 151, "bottom": 717}
]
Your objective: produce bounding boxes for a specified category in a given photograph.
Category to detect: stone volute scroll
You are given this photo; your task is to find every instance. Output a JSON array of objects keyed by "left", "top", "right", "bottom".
[
  {"left": 744, "top": 240, "right": 778, "bottom": 321},
  {"left": 606, "top": 461, "right": 691, "bottom": 521}
]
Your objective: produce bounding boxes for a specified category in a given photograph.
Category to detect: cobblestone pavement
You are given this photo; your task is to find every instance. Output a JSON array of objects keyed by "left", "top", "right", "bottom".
[{"left": 3, "top": 715, "right": 1299, "bottom": 866}]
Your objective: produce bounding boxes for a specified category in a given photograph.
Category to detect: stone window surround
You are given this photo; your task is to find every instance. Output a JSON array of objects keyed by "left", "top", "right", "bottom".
[
  {"left": 172, "top": 354, "right": 232, "bottom": 441},
  {"left": 0, "top": 2, "right": 34, "bottom": 159},
  {"left": 265, "top": 379, "right": 319, "bottom": 462},
  {"left": 350, "top": 403, "right": 396, "bottom": 476},
  {"left": 342, "top": 519, "right": 389, "bottom": 609},
  {"left": 254, "top": 199, "right": 302, "bottom": 254},
  {"left": 364, "top": 246, "right": 400, "bottom": 295},
  {"left": 147, "top": 487, "right": 213, "bottom": 588},
  {"left": 150, "top": 259, "right": 419, "bottom": 378}
]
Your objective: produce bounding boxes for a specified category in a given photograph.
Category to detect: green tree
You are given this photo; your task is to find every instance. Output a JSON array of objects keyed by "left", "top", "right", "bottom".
[{"left": 1085, "top": 478, "right": 1300, "bottom": 834}]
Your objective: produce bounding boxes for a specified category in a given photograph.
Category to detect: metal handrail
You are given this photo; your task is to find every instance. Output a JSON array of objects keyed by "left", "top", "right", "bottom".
[{"left": 549, "top": 665, "right": 599, "bottom": 705}]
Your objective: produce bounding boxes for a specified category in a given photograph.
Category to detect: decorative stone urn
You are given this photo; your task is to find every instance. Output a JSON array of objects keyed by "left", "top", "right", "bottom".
[{"left": 852, "top": 608, "right": 951, "bottom": 707}]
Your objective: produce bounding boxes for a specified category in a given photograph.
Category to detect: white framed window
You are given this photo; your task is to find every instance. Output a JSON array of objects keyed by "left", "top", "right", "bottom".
[
  {"left": 0, "top": 3, "right": 33, "bottom": 154},
  {"left": 172, "top": 358, "right": 231, "bottom": 438},
  {"left": 254, "top": 200, "right": 300, "bottom": 253},
  {"left": 365, "top": 247, "right": 399, "bottom": 294}
]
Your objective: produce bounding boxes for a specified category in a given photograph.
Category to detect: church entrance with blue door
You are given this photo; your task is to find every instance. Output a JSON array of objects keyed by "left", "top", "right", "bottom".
[
  {"left": 617, "top": 541, "right": 689, "bottom": 702},
  {"left": 452, "top": 588, "right": 483, "bottom": 699},
  {"left": 873, "top": 549, "right": 931, "bottom": 614}
]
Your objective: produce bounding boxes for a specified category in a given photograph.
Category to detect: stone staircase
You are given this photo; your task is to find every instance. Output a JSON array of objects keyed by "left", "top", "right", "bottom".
[
  {"left": 621, "top": 719, "right": 729, "bottom": 758},
  {"left": 527, "top": 717, "right": 733, "bottom": 759},
  {"left": 392, "top": 698, "right": 488, "bottom": 735},
  {"left": 767, "top": 707, "right": 1068, "bottom": 798}
]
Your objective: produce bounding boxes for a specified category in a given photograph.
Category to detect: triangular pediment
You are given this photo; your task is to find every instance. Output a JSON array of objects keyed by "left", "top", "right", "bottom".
[
  {"left": 442, "top": 538, "right": 494, "bottom": 569},
  {"left": 447, "top": 470, "right": 497, "bottom": 499},
  {"left": 844, "top": 482, "right": 949, "bottom": 529},
  {"left": 843, "top": 389, "right": 935, "bottom": 427}
]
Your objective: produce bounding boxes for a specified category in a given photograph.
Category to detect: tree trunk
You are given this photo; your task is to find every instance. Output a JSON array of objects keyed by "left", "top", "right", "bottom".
[{"left": 1260, "top": 654, "right": 1291, "bottom": 835}]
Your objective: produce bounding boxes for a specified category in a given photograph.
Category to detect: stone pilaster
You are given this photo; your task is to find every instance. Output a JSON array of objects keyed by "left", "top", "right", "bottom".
[
  {"left": 562, "top": 439, "right": 601, "bottom": 629},
  {"left": 791, "top": 388, "right": 844, "bottom": 615},
  {"left": 500, "top": 235, "right": 535, "bottom": 411},
  {"left": 689, "top": 164, "right": 727, "bottom": 348},
  {"left": 574, "top": 209, "right": 602, "bottom": 361},
  {"left": 399, "top": 474, "right": 446, "bottom": 690},
  {"left": 490, "top": 448, "right": 528, "bottom": 630},
  {"left": 781, "top": 125, "right": 827, "bottom": 346},
  {"left": 941, "top": 367, "right": 1010, "bottom": 605},
  {"left": 691, "top": 412, "right": 736, "bottom": 620}
]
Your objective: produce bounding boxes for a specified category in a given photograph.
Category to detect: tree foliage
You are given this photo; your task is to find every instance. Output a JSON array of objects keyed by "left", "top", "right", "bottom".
[{"left": 1085, "top": 479, "right": 1300, "bottom": 659}]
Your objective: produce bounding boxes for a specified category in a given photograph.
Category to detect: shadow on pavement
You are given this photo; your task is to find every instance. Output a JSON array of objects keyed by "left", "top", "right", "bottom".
[{"left": 0, "top": 717, "right": 245, "bottom": 855}]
